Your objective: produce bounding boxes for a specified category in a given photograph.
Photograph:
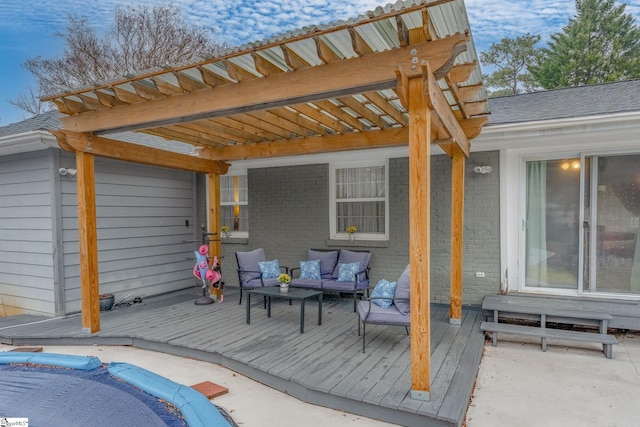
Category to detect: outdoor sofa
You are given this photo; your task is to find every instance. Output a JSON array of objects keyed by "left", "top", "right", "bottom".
[{"left": 289, "top": 249, "right": 371, "bottom": 311}]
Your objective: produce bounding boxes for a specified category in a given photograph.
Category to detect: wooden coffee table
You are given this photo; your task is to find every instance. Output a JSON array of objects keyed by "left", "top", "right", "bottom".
[{"left": 245, "top": 287, "right": 322, "bottom": 333}]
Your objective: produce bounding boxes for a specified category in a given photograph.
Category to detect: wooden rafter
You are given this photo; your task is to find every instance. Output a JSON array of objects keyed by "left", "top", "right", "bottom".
[
  {"left": 315, "top": 36, "right": 343, "bottom": 64},
  {"left": 112, "top": 86, "right": 146, "bottom": 104},
  {"left": 224, "top": 60, "right": 258, "bottom": 82},
  {"left": 283, "top": 103, "right": 341, "bottom": 134},
  {"left": 348, "top": 28, "right": 374, "bottom": 56},
  {"left": 448, "top": 61, "right": 477, "bottom": 84},
  {"left": 131, "top": 80, "right": 165, "bottom": 100},
  {"left": 175, "top": 71, "right": 208, "bottom": 92},
  {"left": 337, "top": 96, "right": 388, "bottom": 129},
  {"left": 311, "top": 100, "right": 366, "bottom": 131},
  {"left": 198, "top": 66, "right": 232, "bottom": 87},
  {"left": 152, "top": 77, "right": 185, "bottom": 95},
  {"left": 269, "top": 106, "right": 330, "bottom": 135},
  {"left": 362, "top": 91, "right": 407, "bottom": 126},
  {"left": 251, "top": 51, "right": 285, "bottom": 76}
]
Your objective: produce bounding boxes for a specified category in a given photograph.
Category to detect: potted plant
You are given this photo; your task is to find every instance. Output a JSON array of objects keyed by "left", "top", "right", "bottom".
[
  {"left": 278, "top": 273, "right": 291, "bottom": 292},
  {"left": 99, "top": 293, "right": 115, "bottom": 311},
  {"left": 221, "top": 226, "right": 230, "bottom": 238},
  {"left": 346, "top": 225, "right": 357, "bottom": 241}
]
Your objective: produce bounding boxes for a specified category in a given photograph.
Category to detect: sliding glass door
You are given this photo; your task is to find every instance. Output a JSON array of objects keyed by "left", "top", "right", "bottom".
[
  {"left": 524, "top": 153, "right": 640, "bottom": 296},
  {"left": 587, "top": 154, "right": 640, "bottom": 294}
]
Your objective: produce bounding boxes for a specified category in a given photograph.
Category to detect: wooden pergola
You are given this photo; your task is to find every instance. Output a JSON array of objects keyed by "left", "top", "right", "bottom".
[{"left": 45, "top": 0, "right": 488, "bottom": 400}]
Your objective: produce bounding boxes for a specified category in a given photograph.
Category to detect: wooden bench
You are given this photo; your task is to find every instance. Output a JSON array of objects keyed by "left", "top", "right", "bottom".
[{"left": 481, "top": 298, "right": 619, "bottom": 358}]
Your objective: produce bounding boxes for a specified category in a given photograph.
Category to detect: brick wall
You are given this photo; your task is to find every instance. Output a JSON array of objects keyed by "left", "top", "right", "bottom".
[{"left": 218, "top": 151, "right": 500, "bottom": 306}]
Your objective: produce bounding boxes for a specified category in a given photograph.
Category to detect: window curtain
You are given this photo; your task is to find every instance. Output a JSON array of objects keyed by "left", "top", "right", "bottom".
[
  {"left": 337, "top": 202, "right": 385, "bottom": 233},
  {"left": 612, "top": 182, "right": 640, "bottom": 291},
  {"left": 336, "top": 166, "right": 385, "bottom": 233},
  {"left": 526, "top": 161, "right": 548, "bottom": 286}
]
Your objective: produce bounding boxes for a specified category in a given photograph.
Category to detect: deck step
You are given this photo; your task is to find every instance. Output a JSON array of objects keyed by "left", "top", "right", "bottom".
[
  {"left": 480, "top": 322, "right": 619, "bottom": 345},
  {"left": 482, "top": 298, "right": 614, "bottom": 321},
  {"left": 481, "top": 295, "right": 619, "bottom": 358}
]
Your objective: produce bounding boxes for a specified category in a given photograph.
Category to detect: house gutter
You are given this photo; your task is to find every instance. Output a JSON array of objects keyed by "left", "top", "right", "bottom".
[
  {"left": 0, "top": 130, "right": 60, "bottom": 156},
  {"left": 472, "top": 111, "right": 640, "bottom": 152}
]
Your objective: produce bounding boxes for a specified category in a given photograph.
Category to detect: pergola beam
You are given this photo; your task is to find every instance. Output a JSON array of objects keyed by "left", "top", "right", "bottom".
[
  {"left": 201, "top": 128, "right": 409, "bottom": 160},
  {"left": 50, "top": 130, "right": 229, "bottom": 174}
]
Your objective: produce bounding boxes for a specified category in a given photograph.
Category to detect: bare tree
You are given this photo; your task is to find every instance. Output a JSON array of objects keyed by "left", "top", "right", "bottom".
[
  {"left": 8, "top": 86, "right": 56, "bottom": 116},
  {"left": 15, "top": 4, "right": 229, "bottom": 114}
]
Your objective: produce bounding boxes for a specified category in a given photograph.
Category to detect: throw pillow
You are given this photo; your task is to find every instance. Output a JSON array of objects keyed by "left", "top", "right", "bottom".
[
  {"left": 394, "top": 264, "right": 411, "bottom": 315},
  {"left": 299, "top": 260, "right": 321, "bottom": 280},
  {"left": 371, "top": 279, "right": 397, "bottom": 309},
  {"left": 258, "top": 259, "right": 280, "bottom": 279},
  {"left": 332, "top": 250, "right": 371, "bottom": 281},
  {"left": 336, "top": 262, "right": 360, "bottom": 283}
]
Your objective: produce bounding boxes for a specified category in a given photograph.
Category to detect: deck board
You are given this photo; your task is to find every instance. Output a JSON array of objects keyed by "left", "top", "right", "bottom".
[{"left": 0, "top": 287, "right": 484, "bottom": 427}]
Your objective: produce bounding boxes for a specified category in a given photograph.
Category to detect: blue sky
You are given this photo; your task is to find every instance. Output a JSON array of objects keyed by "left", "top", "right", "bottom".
[{"left": 1, "top": 0, "right": 639, "bottom": 125}]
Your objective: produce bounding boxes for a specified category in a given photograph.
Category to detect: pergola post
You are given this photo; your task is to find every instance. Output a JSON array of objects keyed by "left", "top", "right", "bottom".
[
  {"left": 208, "top": 173, "right": 222, "bottom": 300},
  {"left": 408, "top": 72, "right": 431, "bottom": 401},
  {"left": 76, "top": 151, "right": 100, "bottom": 333},
  {"left": 450, "top": 150, "right": 465, "bottom": 324}
]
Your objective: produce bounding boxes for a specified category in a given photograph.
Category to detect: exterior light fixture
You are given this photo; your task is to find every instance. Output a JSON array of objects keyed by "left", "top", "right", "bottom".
[
  {"left": 59, "top": 168, "right": 77, "bottom": 176},
  {"left": 473, "top": 166, "right": 492, "bottom": 174}
]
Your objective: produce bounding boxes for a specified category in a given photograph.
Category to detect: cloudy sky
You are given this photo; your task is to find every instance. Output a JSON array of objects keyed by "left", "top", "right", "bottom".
[{"left": 1, "top": 0, "right": 639, "bottom": 125}]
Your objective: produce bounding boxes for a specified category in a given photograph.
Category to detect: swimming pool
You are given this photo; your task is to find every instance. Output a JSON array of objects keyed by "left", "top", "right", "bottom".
[{"left": 0, "top": 352, "right": 232, "bottom": 427}]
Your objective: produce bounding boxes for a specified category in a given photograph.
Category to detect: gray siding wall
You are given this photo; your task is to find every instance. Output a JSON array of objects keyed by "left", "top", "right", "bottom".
[
  {"left": 0, "top": 150, "right": 56, "bottom": 315},
  {"left": 219, "top": 151, "right": 501, "bottom": 306},
  {"left": 62, "top": 155, "right": 197, "bottom": 313}
]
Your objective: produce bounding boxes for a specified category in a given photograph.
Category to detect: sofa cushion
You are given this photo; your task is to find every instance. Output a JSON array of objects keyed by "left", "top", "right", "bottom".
[
  {"left": 290, "top": 278, "right": 324, "bottom": 289},
  {"left": 357, "top": 301, "right": 409, "bottom": 325},
  {"left": 322, "top": 278, "right": 369, "bottom": 291},
  {"left": 308, "top": 249, "right": 339, "bottom": 278},
  {"left": 394, "top": 264, "right": 410, "bottom": 315},
  {"left": 370, "top": 279, "right": 397, "bottom": 309},
  {"left": 337, "top": 262, "right": 360, "bottom": 282},
  {"left": 243, "top": 277, "right": 265, "bottom": 289},
  {"left": 299, "top": 260, "right": 321, "bottom": 280},
  {"left": 332, "top": 250, "right": 371, "bottom": 281},
  {"left": 258, "top": 259, "right": 280, "bottom": 279},
  {"left": 236, "top": 248, "right": 266, "bottom": 282}
]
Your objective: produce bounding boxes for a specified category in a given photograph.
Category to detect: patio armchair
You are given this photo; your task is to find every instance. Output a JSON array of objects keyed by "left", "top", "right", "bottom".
[
  {"left": 235, "top": 248, "right": 288, "bottom": 305},
  {"left": 357, "top": 264, "right": 410, "bottom": 352}
]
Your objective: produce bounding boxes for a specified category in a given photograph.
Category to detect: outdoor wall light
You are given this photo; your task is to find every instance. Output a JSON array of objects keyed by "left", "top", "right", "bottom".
[
  {"left": 59, "top": 168, "right": 77, "bottom": 176},
  {"left": 473, "top": 166, "right": 492, "bottom": 174},
  {"left": 560, "top": 160, "right": 581, "bottom": 171}
]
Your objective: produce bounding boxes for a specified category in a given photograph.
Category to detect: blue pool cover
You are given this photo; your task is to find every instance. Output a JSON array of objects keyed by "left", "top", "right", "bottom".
[{"left": 0, "top": 352, "right": 231, "bottom": 427}]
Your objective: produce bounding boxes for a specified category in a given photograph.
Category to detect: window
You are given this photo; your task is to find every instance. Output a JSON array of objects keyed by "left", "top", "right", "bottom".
[
  {"left": 330, "top": 161, "right": 388, "bottom": 240},
  {"left": 220, "top": 174, "right": 248, "bottom": 237}
]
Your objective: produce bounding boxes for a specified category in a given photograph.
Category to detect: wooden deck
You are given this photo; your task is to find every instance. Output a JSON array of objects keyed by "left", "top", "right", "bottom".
[{"left": 0, "top": 287, "right": 485, "bottom": 427}]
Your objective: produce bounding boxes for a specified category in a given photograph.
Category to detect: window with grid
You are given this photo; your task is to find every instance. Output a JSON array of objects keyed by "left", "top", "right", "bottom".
[
  {"left": 220, "top": 174, "right": 248, "bottom": 237},
  {"left": 331, "top": 161, "right": 388, "bottom": 240}
]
